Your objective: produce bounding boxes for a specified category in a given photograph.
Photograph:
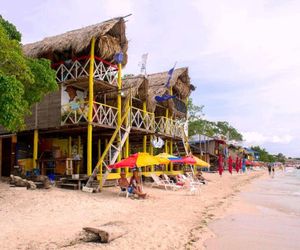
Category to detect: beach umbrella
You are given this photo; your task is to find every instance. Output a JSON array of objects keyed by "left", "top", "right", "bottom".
[
  {"left": 154, "top": 153, "right": 181, "bottom": 164},
  {"left": 108, "top": 152, "right": 161, "bottom": 168},
  {"left": 228, "top": 156, "right": 233, "bottom": 174},
  {"left": 171, "top": 155, "right": 210, "bottom": 167},
  {"left": 218, "top": 154, "right": 223, "bottom": 176},
  {"left": 235, "top": 157, "right": 239, "bottom": 173}
]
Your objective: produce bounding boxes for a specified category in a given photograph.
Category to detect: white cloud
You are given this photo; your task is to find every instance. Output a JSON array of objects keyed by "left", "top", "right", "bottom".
[{"left": 243, "top": 131, "right": 293, "bottom": 145}]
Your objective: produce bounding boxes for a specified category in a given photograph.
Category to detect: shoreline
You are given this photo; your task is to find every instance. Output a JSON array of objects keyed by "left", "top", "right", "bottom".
[
  {"left": 184, "top": 171, "right": 266, "bottom": 250},
  {"left": 0, "top": 171, "right": 265, "bottom": 250},
  {"left": 203, "top": 169, "right": 300, "bottom": 250}
]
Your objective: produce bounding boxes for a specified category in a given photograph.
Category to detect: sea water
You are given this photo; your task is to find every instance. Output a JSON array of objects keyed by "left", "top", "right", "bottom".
[{"left": 205, "top": 169, "right": 300, "bottom": 250}]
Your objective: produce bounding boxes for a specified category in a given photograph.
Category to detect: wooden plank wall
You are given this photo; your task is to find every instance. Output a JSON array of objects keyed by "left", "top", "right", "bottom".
[{"left": 25, "top": 89, "right": 61, "bottom": 130}]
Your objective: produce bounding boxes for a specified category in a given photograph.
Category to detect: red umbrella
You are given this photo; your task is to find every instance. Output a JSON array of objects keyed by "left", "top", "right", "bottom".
[
  {"left": 235, "top": 157, "right": 239, "bottom": 173},
  {"left": 228, "top": 156, "right": 233, "bottom": 174},
  {"left": 171, "top": 155, "right": 197, "bottom": 164},
  {"left": 218, "top": 154, "right": 223, "bottom": 176},
  {"left": 108, "top": 152, "right": 160, "bottom": 168}
]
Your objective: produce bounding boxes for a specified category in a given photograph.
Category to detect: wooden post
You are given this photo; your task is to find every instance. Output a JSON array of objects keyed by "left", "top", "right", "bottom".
[
  {"left": 87, "top": 37, "right": 95, "bottom": 176},
  {"left": 98, "top": 139, "right": 101, "bottom": 160},
  {"left": 117, "top": 61, "right": 122, "bottom": 174},
  {"left": 33, "top": 130, "right": 38, "bottom": 169},
  {"left": 68, "top": 136, "right": 72, "bottom": 158},
  {"left": 170, "top": 139, "right": 173, "bottom": 172},
  {"left": 149, "top": 135, "right": 154, "bottom": 172}
]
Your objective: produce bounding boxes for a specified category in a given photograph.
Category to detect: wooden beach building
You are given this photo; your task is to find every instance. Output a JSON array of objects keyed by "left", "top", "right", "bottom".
[{"left": 0, "top": 17, "right": 194, "bottom": 189}]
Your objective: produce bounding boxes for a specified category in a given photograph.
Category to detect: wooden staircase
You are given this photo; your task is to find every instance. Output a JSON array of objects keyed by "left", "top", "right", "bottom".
[{"left": 85, "top": 108, "right": 131, "bottom": 191}]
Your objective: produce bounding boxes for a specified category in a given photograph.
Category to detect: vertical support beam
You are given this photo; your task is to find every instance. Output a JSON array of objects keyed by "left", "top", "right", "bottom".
[
  {"left": 98, "top": 139, "right": 101, "bottom": 160},
  {"left": 33, "top": 129, "right": 38, "bottom": 169},
  {"left": 170, "top": 139, "right": 173, "bottom": 171},
  {"left": 87, "top": 37, "right": 95, "bottom": 176},
  {"left": 149, "top": 135, "right": 154, "bottom": 172},
  {"left": 143, "top": 101, "right": 147, "bottom": 153},
  {"left": 165, "top": 139, "right": 168, "bottom": 171},
  {"left": 68, "top": 136, "right": 72, "bottom": 158},
  {"left": 116, "top": 61, "right": 122, "bottom": 174},
  {"left": 125, "top": 137, "right": 129, "bottom": 174},
  {"left": 78, "top": 136, "right": 81, "bottom": 155}
]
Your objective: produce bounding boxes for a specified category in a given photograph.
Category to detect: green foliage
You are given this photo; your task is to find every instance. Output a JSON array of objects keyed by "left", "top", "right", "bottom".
[
  {"left": 187, "top": 97, "right": 204, "bottom": 121},
  {"left": 0, "top": 17, "right": 57, "bottom": 132},
  {"left": 0, "top": 75, "right": 27, "bottom": 130},
  {"left": 25, "top": 58, "right": 57, "bottom": 105},
  {"left": 188, "top": 98, "right": 243, "bottom": 141},
  {"left": 0, "top": 15, "right": 21, "bottom": 41},
  {"left": 250, "top": 146, "right": 286, "bottom": 163}
]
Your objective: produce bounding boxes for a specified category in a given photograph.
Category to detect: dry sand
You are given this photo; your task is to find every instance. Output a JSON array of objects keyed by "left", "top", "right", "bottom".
[{"left": 0, "top": 171, "right": 265, "bottom": 250}]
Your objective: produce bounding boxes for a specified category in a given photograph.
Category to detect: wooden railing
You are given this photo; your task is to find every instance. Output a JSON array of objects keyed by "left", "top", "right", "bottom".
[
  {"left": 61, "top": 101, "right": 118, "bottom": 127},
  {"left": 155, "top": 116, "right": 183, "bottom": 137},
  {"left": 130, "top": 107, "right": 155, "bottom": 131},
  {"left": 53, "top": 56, "right": 118, "bottom": 85}
]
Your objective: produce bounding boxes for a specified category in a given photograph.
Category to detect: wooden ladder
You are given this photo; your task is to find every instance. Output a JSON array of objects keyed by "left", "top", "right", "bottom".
[
  {"left": 181, "top": 126, "right": 192, "bottom": 155},
  {"left": 85, "top": 108, "right": 131, "bottom": 191}
]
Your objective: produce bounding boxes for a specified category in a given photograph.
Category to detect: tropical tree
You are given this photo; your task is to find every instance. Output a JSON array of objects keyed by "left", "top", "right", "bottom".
[
  {"left": 0, "top": 15, "right": 57, "bottom": 131},
  {"left": 188, "top": 98, "right": 243, "bottom": 141}
]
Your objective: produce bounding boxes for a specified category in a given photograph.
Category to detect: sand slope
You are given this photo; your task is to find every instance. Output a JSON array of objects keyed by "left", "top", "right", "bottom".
[{"left": 0, "top": 171, "right": 264, "bottom": 250}]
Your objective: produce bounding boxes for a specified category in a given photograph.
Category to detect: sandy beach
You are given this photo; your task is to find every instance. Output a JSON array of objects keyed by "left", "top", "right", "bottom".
[
  {"left": 204, "top": 169, "right": 300, "bottom": 250},
  {"left": 0, "top": 171, "right": 265, "bottom": 250}
]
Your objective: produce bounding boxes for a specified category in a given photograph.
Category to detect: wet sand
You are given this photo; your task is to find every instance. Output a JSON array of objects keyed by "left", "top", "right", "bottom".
[{"left": 204, "top": 169, "right": 300, "bottom": 250}]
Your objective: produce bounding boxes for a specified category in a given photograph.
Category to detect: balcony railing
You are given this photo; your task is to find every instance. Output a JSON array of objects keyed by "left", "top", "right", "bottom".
[
  {"left": 53, "top": 56, "right": 118, "bottom": 85},
  {"left": 61, "top": 101, "right": 118, "bottom": 127},
  {"left": 130, "top": 107, "right": 155, "bottom": 131},
  {"left": 61, "top": 101, "right": 183, "bottom": 137},
  {"left": 155, "top": 116, "right": 183, "bottom": 137}
]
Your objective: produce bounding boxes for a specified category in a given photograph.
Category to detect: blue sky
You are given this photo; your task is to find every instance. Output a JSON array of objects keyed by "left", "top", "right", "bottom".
[{"left": 2, "top": 0, "right": 300, "bottom": 157}]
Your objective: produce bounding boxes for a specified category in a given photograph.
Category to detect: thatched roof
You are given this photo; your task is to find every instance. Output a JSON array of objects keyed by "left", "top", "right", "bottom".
[
  {"left": 120, "top": 68, "right": 194, "bottom": 117},
  {"left": 122, "top": 75, "right": 148, "bottom": 102},
  {"left": 147, "top": 67, "right": 194, "bottom": 115},
  {"left": 23, "top": 17, "right": 128, "bottom": 65}
]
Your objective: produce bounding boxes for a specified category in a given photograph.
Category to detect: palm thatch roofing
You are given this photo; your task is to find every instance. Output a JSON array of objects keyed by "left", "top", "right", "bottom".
[
  {"left": 147, "top": 67, "right": 194, "bottom": 115},
  {"left": 22, "top": 17, "right": 128, "bottom": 65},
  {"left": 121, "top": 67, "right": 194, "bottom": 117}
]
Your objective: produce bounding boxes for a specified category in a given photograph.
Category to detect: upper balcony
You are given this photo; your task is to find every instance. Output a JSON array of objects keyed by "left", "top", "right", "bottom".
[
  {"left": 52, "top": 56, "right": 118, "bottom": 86},
  {"left": 61, "top": 101, "right": 183, "bottom": 138}
]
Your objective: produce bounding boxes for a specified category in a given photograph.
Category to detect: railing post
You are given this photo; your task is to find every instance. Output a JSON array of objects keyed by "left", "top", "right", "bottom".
[
  {"left": 87, "top": 37, "right": 95, "bottom": 176},
  {"left": 116, "top": 53, "right": 123, "bottom": 174},
  {"left": 33, "top": 129, "right": 38, "bottom": 169},
  {"left": 143, "top": 101, "right": 147, "bottom": 152}
]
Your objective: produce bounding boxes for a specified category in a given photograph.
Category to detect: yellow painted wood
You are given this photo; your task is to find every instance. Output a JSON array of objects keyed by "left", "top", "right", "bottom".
[
  {"left": 170, "top": 139, "right": 173, "bottom": 171},
  {"left": 87, "top": 37, "right": 95, "bottom": 176},
  {"left": 117, "top": 62, "right": 122, "bottom": 173},
  {"left": 33, "top": 129, "right": 38, "bottom": 169},
  {"left": 68, "top": 136, "right": 72, "bottom": 157}
]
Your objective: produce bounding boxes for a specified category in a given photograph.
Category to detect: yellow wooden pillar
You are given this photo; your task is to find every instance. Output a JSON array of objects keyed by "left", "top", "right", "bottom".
[
  {"left": 87, "top": 37, "right": 95, "bottom": 176},
  {"left": 170, "top": 139, "right": 173, "bottom": 171},
  {"left": 149, "top": 135, "right": 154, "bottom": 172},
  {"left": 33, "top": 129, "right": 38, "bottom": 169},
  {"left": 143, "top": 101, "right": 147, "bottom": 153},
  {"left": 125, "top": 137, "right": 129, "bottom": 174},
  {"left": 68, "top": 136, "right": 72, "bottom": 158},
  {"left": 116, "top": 61, "right": 122, "bottom": 174}
]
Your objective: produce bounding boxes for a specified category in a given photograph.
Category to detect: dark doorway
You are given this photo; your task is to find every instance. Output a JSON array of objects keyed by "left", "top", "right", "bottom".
[{"left": 1, "top": 138, "right": 12, "bottom": 177}]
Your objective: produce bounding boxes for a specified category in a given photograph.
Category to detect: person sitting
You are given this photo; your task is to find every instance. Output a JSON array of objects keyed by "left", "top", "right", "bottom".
[
  {"left": 130, "top": 170, "right": 147, "bottom": 198},
  {"left": 195, "top": 171, "right": 207, "bottom": 184},
  {"left": 118, "top": 172, "right": 133, "bottom": 194}
]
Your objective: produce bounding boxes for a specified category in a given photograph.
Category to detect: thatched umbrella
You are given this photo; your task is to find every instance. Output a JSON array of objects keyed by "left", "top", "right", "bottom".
[{"left": 22, "top": 16, "right": 128, "bottom": 66}]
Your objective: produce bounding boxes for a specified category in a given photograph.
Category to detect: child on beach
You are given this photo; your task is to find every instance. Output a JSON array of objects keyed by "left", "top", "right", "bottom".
[{"left": 130, "top": 170, "right": 147, "bottom": 198}]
